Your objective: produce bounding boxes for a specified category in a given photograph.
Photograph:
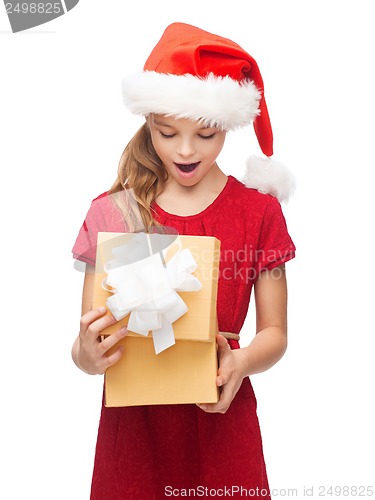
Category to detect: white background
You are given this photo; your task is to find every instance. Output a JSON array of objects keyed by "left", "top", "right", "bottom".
[{"left": 1, "top": 1, "right": 374, "bottom": 498}]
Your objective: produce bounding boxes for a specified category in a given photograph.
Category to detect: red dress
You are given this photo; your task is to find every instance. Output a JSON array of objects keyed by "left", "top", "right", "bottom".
[{"left": 72, "top": 176, "right": 296, "bottom": 499}]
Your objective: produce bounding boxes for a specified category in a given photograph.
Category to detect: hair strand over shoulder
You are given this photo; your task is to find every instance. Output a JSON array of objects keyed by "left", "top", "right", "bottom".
[{"left": 110, "top": 123, "right": 167, "bottom": 231}]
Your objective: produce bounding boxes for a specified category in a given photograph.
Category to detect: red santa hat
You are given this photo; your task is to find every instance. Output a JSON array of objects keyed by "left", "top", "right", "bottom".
[{"left": 122, "top": 22, "right": 295, "bottom": 202}]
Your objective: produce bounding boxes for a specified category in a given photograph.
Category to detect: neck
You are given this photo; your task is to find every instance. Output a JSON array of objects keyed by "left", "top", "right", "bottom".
[{"left": 156, "top": 164, "right": 228, "bottom": 216}]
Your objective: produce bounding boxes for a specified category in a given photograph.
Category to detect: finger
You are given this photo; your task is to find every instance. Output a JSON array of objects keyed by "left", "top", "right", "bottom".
[
  {"left": 216, "top": 336, "right": 232, "bottom": 385},
  {"left": 216, "top": 333, "right": 229, "bottom": 348},
  {"left": 80, "top": 307, "right": 108, "bottom": 333},
  {"left": 216, "top": 362, "right": 232, "bottom": 387},
  {"left": 197, "top": 388, "right": 232, "bottom": 414},
  {"left": 196, "top": 400, "right": 229, "bottom": 414},
  {"left": 80, "top": 311, "right": 117, "bottom": 340},
  {"left": 99, "top": 327, "right": 129, "bottom": 355},
  {"left": 100, "top": 344, "right": 125, "bottom": 374},
  {"left": 216, "top": 334, "right": 230, "bottom": 359},
  {"left": 216, "top": 373, "right": 228, "bottom": 387}
]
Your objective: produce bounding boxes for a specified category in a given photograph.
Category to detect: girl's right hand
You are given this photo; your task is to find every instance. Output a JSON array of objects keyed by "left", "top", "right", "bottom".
[{"left": 74, "top": 307, "right": 128, "bottom": 375}]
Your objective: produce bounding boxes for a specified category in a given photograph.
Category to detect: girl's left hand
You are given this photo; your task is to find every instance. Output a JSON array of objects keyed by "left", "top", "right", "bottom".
[{"left": 197, "top": 334, "right": 246, "bottom": 414}]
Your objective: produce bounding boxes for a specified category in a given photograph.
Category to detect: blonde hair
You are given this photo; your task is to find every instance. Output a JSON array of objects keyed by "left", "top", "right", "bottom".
[{"left": 109, "top": 122, "right": 167, "bottom": 231}]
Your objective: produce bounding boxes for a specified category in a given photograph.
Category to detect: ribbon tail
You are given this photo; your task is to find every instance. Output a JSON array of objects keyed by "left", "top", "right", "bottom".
[{"left": 152, "top": 318, "right": 176, "bottom": 354}]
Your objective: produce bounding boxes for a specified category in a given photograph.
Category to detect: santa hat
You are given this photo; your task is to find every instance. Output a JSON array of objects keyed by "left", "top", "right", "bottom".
[{"left": 122, "top": 22, "right": 295, "bottom": 202}]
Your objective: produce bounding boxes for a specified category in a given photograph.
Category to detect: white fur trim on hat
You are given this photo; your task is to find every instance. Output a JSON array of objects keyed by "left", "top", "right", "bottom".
[
  {"left": 122, "top": 71, "right": 261, "bottom": 130},
  {"left": 242, "top": 155, "right": 296, "bottom": 203}
]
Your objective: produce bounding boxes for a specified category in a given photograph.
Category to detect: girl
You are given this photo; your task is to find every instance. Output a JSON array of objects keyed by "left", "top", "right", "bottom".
[{"left": 72, "top": 22, "right": 296, "bottom": 499}]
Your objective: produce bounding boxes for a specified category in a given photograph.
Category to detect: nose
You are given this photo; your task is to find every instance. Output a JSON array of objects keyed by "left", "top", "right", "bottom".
[{"left": 176, "top": 137, "right": 196, "bottom": 158}]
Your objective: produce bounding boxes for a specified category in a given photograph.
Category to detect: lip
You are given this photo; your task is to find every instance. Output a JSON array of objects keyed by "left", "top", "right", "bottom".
[{"left": 173, "top": 162, "right": 200, "bottom": 177}]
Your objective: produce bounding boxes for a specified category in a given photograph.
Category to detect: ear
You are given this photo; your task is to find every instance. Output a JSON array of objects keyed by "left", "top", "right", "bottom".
[{"left": 242, "top": 155, "right": 296, "bottom": 203}]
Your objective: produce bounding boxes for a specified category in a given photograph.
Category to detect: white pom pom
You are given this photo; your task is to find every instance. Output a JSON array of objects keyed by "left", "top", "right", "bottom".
[{"left": 242, "top": 155, "right": 296, "bottom": 203}]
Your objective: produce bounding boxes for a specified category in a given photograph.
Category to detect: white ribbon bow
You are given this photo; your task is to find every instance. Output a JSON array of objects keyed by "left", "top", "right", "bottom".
[{"left": 103, "top": 240, "right": 202, "bottom": 354}]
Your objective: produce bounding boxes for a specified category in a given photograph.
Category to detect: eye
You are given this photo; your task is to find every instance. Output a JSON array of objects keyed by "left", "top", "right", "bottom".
[
  {"left": 159, "top": 131, "right": 176, "bottom": 139},
  {"left": 198, "top": 133, "right": 216, "bottom": 140}
]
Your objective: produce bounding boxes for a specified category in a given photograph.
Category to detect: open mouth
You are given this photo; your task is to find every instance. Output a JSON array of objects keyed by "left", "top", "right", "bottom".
[{"left": 174, "top": 162, "right": 200, "bottom": 173}]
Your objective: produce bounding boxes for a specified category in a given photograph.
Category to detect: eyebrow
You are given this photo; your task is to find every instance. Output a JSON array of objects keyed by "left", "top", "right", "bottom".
[
  {"left": 153, "top": 118, "right": 213, "bottom": 130},
  {"left": 153, "top": 118, "right": 174, "bottom": 128}
]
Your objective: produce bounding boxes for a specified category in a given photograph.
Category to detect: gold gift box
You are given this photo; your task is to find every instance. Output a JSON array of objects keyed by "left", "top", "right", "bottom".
[{"left": 93, "top": 232, "right": 220, "bottom": 407}]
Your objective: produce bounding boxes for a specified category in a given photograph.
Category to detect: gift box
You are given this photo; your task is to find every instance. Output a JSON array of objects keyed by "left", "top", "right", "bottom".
[{"left": 92, "top": 231, "right": 220, "bottom": 407}]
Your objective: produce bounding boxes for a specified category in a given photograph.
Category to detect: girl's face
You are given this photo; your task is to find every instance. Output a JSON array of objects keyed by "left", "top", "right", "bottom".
[{"left": 147, "top": 114, "right": 226, "bottom": 187}]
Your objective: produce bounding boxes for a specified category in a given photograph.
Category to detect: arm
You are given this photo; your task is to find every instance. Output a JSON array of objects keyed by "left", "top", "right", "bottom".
[
  {"left": 197, "top": 264, "right": 288, "bottom": 413},
  {"left": 234, "top": 263, "right": 288, "bottom": 376},
  {"left": 71, "top": 264, "right": 128, "bottom": 375}
]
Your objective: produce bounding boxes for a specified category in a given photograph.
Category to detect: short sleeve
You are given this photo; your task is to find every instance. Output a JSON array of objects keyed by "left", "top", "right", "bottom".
[
  {"left": 72, "top": 192, "right": 128, "bottom": 266},
  {"left": 255, "top": 196, "right": 296, "bottom": 275}
]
